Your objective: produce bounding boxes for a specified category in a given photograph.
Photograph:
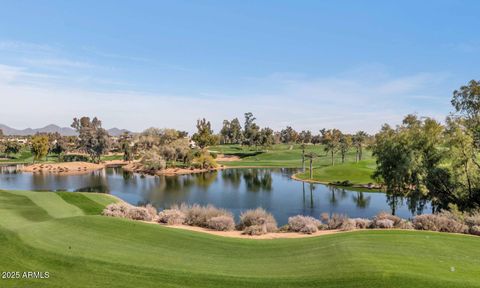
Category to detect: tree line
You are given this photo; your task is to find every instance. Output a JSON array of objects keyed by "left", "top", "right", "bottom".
[{"left": 372, "top": 80, "right": 480, "bottom": 214}]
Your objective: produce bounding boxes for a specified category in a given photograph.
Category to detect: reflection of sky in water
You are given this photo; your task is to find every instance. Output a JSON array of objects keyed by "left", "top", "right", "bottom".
[{"left": 0, "top": 165, "right": 430, "bottom": 224}]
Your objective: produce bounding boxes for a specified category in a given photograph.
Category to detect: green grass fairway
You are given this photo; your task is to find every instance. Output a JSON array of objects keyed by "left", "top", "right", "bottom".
[
  {"left": 295, "top": 159, "right": 377, "bottom": 185},
  {"left": 0, "top": 190, "right": 480, "bottom": 287},
  {"left": 211, "top": 144, "right": 374, "bottom": 168}
]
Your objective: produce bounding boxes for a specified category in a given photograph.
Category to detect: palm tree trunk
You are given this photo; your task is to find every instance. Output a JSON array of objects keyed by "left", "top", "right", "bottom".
[
  {"left": 331, "top": 151, "right": 334, "bottom": 166},
  {"left": 309, "top": 159, "right": 313, "bottom": 179}
]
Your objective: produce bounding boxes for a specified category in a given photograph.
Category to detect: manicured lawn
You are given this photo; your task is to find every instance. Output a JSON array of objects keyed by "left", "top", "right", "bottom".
[
  {"left": 211, "top": 144, "right": 374, "bottom": 168},
  {"left": 0, "top": 190, "right": 479, "bottom": 287},
  {"left": 295, "top": 159, "right": 377, "bottom": 185},
  {"left": 0, "top": 149, "right": 59, "bottom": 164}
]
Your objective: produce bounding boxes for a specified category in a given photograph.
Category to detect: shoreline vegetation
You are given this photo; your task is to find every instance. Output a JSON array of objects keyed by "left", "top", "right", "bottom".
[{"left": 103, "top": 196, "right": 480, "bottom": 239}]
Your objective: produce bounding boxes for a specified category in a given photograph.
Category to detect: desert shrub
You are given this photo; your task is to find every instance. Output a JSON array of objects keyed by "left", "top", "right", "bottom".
[
  {"left": 140, "top": 149, "right": 166, "bottom": 171},
  {"left": 145, "top": 204, "right": 157, "bottom": 220},
  {"left": 127, "top": 206, "right": 153, "bottom": 221},
  {"left": 351, "top": 218, "right": 371, "bottom": 229},
  {"left": 157, "top": 209, "right": 186, "bottom": 225},
  {"left": 182, "top": 204, "right": 232, "bottom": 228},
  {"left": 192, "top": 151, "right": 217, "bottom": 169},
  {"left": 340, "top": 219, "right": 356, "bottom": 231},
  {"left": 300, "top": 224, "right": 319, "bottom": 234},
  {"left": 325, "top": 213, "right": 349, "bottom": 229},
  {"left": 239, "top": 208, "right": 277, "bottom": 234},
  {"left": 372, "top": 212, "right": 401, "bottom": 227},
  {"left": 206, "top": 215, "right": 235, "bottom": 231},
  {"left": 287, "top": 215, "right": 322, "bottom": 233},
  {"left": 413, "top": 214, "right": 468, "bottom": 233},
  {"left": 374, "top": 219, "right": 394, "bottom": 229},
  {"left": 465, "top": 213, "right": 480, "bottom": 227},
  {"left": 397, "top": 220, "right": 414, "bottom": 230},
  {"left": 242, "top": 225, "right": 266, "bottom": 236},
  {"left": 102, "top": 203, "right": 131, "bottom": 218},
  {"left": 470, "top": 226, "right": 480, "bottom": 236}
]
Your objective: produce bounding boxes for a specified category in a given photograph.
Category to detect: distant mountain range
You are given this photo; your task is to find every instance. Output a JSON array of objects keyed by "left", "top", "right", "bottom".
[{"left": 0, "top": 124, "right": 130, "bottom": 137}]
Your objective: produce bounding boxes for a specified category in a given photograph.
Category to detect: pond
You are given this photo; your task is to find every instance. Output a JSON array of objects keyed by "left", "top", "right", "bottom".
[{"left": 0, "top": 165, "right": 430, "bottom": 224}]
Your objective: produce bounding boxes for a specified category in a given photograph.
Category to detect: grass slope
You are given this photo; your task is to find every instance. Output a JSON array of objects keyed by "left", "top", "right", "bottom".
[{"left": 0, "top": 190, "right": 479, "bottom": 287}]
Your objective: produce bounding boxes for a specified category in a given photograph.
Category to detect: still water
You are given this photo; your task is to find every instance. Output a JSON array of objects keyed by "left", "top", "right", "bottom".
[{"left": 0, "top": 165, "right": 429, "bottom": 224}]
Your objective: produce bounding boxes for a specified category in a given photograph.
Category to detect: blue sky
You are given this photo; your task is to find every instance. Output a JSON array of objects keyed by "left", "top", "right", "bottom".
[{"left": 0, "top": 0, "right": 478, "bottom": 133}]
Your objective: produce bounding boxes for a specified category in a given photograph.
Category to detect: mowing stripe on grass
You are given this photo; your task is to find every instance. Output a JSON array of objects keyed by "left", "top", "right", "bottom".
[
  {"left": 56, "top": 192, "right": 107, "bottom": 215},
  {"left": 6, "top": 190, "right": 84, "bottom": 218}
]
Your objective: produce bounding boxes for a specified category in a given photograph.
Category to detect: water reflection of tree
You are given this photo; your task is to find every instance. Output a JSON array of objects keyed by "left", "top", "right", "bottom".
[
  {"left": 193, "top": 171, "right": 218, "bottom": 189},
  {"left": 406, "top": 190, "right": 429, "bottom": 215},
  {"left": 243, "top": 169, "right": 272, "bottom": 192},
  {"left": 221, "top": 169, "right": 242, "bottom": 188},
  {"left": 351, "top": 192, "right": 371, "bottom": 208},
  {"left": 327, "top": 186, "right": 348, "bottom": 206},
  {"left": 302, "top": 182, "right": 316, "bottom": 208}
]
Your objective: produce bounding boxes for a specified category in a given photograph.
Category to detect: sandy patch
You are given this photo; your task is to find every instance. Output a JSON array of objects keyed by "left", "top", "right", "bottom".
[
  {"left": 21, "top": 162, "right": 105, "bottom": 175},
  {"left": 139, "top": 221, "right": 340, "bottom": 239},
  {"left": 215, "top": 154, "right": 241, "bottom": 162}
]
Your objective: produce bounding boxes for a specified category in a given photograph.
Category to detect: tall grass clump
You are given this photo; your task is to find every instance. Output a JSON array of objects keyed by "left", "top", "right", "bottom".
[
  {"left": 287, "top": 215, "right": 322, "bottom": 234},
  {"left": 239, "top": 208, "right": 277, "bottom": 235}
]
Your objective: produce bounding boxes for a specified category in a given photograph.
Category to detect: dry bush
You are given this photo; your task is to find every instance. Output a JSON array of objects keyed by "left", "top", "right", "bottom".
[
  {"left": 465, "top": 213, "right": 480, "bottom": 227},
  {"left": 326, "top": 213, "right": 349, "bottom": 229},
  {"left": 206, "top": 215, "right": 235, "bottom": 231},
  {"left": 127, "top": 206, "right": 153, "bottom": 221},
  {"left": 397, "top": 220, "right": 414, "bottom": 230},
  {"left": 181, "top": 203, "right": 232, "bottom": 227},
  {"left": 374, "top": 219, "right": 394, "bottom": 229},
  {"left": 372, "top": 212, "right": 401, "bottom": 227},
  {"left": 340, "top": 219, "right": 357, "bottom": 231},
  {"left": 287, "top": 215, "right": 322, "bottom": 234},
  {"left": 351, "top": 218, "right": 371, "bottom": 229},
  {"left": 157, "top": 208, "right": 186, "bottom": 225},
  {"left": 470, "top": 226, "right": 480, "bottom": 236},
  {"left": 300, "top": 223, "right": 319, "bottom": 234},
  {"left": 242, "top": 225, "right": 266, "bottom": 236},
  {"left": 413, "top": 214, "right": 468, "bottom": 233},
  {"left": 239, "top": 208, "right": 277, "bottom": 234},
  {"left": 145, "top": 204, "right": 158, "bottom": 221},
  {"left": 102, "top": 203, "right": 131, "bottom": 218}
]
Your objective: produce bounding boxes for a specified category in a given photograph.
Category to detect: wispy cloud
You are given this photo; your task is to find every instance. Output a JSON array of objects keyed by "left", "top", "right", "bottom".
[
  {"left": 21, "top": 58, "right": 95, "bottom": 69},
  {"left": 0, "top": 62, "right": 453, "bottom": 134}
]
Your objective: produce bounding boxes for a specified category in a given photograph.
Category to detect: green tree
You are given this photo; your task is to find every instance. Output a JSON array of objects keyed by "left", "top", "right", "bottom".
[
  {"left": 4, "top": 141, "right": 21, "bottom": 157},
  {"left": 30, "top": 135, "right": 50, "bottom": 163},
  {"left": 339, "top": 133, "right": 352, "bottom": 164},
  {"left": 243, "top": 112, "right": 259, "bottom": 147},
  {"left": 352, "top": 131, "right": 367, "bottom": 162},
  {"left": 220, "top": 120, "right": 231, "bottom": 144},
  {"left": 280, "top": 126, "right": 298, "bottom": 144},
  {"left": 71, "top": 116, "right": 110, "bottom": 163},
  {"left": 321, "top": 129, "right": 342, "bottom": 166},
  {"left": 192, "top": 118, "right": 217, "bottom": 149},
  {"left": 257, "top": 127, "right": 275, "bottom": 148},
  {"left": 230, "top": 118, "right": 243, "bottom": 144}
]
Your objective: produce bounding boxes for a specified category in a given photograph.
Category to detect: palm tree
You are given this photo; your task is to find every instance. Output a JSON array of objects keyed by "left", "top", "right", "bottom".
[
  {"left": 352, "top": 131, "right": 367, "bottom": 162},
  {"left": 304, "top": 152, "right": 318, "bottom": 179},
  {"left": 300, "top": 144, "right": 306, "bottom": 172}
]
